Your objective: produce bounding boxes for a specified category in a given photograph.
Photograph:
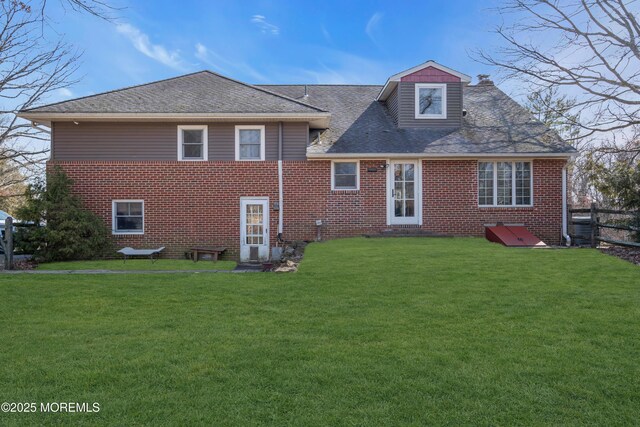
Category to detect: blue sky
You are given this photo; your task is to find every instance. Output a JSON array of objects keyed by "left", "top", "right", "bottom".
[{"left": 47, "top": 0, "right": 505, "bottom": 102}]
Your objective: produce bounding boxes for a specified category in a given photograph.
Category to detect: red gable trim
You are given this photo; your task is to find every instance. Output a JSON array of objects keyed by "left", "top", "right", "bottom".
[{"left": 400, "top": 66, "right": 461, "bottom": 83}]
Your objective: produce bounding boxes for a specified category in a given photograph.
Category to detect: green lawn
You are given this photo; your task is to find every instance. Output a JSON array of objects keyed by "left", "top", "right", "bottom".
[
  {"left": 36, "top": 259, "right": 236, "bottom": 271},
  {"left": 1, "top": 238, "right": 638, "bottom": 426}
]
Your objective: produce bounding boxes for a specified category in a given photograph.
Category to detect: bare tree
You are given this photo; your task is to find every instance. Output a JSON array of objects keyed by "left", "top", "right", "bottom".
[
  {"left": 0, "top": 0, "right": 116, "bottom": 208},
  {"left": 477, "top": 0, "right": 640, "bottom": 138},
  {"left": 525, "top": 86, "right": 598, "bottom": 204}
]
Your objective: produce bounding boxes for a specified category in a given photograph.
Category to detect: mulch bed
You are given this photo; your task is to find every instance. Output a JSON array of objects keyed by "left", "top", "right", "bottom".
[{"left": 600, "top": 246, "right": 640, "bottom": 266}]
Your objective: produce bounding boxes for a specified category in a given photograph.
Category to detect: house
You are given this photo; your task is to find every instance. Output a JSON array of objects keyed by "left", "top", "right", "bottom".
[{"left": 18, "top": 61, "right": 576, "bottom": 261}]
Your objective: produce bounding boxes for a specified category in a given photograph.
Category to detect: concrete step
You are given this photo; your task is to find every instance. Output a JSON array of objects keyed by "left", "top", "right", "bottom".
[{"left": 234, "top": 263, "right": 265, "bottom": 271}]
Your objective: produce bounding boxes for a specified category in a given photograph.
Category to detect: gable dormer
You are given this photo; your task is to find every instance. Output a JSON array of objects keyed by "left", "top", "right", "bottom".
[{"left": 377, "top": 61, "right": 471, "bottom": 129}]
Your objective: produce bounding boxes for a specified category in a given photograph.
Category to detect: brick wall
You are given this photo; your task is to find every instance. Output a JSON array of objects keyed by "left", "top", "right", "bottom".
[
  {"left": 51, "top": 158, "right": 566, "bottom": 259},
  {"left": 423, "top": 159, "right": 565, "bottom": 244}
]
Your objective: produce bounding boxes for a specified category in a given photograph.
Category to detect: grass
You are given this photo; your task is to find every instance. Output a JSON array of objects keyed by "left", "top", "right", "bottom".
[
  {"left": 36, "top": 259, "right": 237, "bottom": 271},
  {"left": 1, "top": 237, "right": 638, "bottom": 426}
]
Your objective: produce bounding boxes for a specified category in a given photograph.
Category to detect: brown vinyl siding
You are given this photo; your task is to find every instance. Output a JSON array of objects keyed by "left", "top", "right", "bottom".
[
  {"left": 52, "top": 121, "right": 308, "bottom": 161},
  {"left": 386, "top": 87, "right": 399, "bottom": 125},
  {"left": 397, "top": 81, "right": 462, "bottom": 128}
]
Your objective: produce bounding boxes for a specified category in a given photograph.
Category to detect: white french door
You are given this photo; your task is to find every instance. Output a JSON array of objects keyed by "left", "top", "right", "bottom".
[
  {"left": 387, "top": 160, "right": 422, "bottom": 225},
  {"left": 240, "top": 198, "right": 269, "bottom": 262}
]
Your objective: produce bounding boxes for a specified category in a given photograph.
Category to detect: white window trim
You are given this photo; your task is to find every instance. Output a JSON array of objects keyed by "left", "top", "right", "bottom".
[
  {"left": 478, "top": 160, "right": 534, "bottom": 207},
  {"left": 235, "top": 125, "right": 266, "bottom": 161},
  {"left": 415, "top": 83, "right": 447, "bottom": 119},
  {"left": 177, "top": 125, "right": 208, "bottom": 161},
  {"left": 112, "top": 200, "right": 144, "bottom": 235},
  {"left": 331, "top": 160, "right": 360, "bottom": 191}
]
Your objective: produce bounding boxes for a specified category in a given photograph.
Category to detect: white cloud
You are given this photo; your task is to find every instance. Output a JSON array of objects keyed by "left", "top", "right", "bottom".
[
  {"left": 250, "top": 15, "right": 280, "bottom": 35},
  {"left": 116, "top": 23, "right": 184, "bottom": 70},
  {"left": 194, "top": 43, "right": 268, "bottom": 82},
  {"left": 57, "top": 88, "right": 74, "bottom": 98},
  {"left": 320, "top": 25, "right": 332, "bottom": 44},
  {"left": 365, "top": 12, "right": 383, "bottom": 45}
]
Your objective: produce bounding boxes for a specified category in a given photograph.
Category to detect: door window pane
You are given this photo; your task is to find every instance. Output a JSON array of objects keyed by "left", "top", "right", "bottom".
[
  {"left": 394, "top": 164, "right": 403, "bottom": 182},
  {"left": 395, "top": 200, "right": 403, "bottom": 217},
  {"left": 394, "top": 182, "right": 403, "bottom": 198},
  {"left": 404, "top": 164, "right": 414, "bottom": 181},
  {"left": 405, "top": 182, "right": 415, "bottom": 199},
  {"left": 405, "top": 200, "right": 415, "bottom": 217}
]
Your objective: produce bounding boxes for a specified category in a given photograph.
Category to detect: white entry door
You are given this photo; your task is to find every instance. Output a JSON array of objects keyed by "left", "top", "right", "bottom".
[
  {"left": 387, "top": 160, "right": 421, "bottom": 225},
  {"left": 240, "top": 198, "right": 269, "bottom": 262}
]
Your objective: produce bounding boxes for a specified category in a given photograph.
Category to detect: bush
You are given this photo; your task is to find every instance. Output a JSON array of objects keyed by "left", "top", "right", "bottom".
[
  {"left": 16, "top": 167, "right": 112, "bottom": 261},
  {"left": 587, "top": 156, "right": 640, "bottom": 242}
]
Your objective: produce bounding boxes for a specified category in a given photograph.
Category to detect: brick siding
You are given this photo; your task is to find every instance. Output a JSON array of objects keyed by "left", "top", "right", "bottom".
[{"left": 50, "top": 158, "right": 566, "bottom": 259}]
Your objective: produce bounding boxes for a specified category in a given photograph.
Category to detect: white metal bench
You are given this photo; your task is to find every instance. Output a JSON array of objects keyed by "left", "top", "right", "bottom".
[{"left": 117, "top": 246, "right": 165, "bottom": 263}]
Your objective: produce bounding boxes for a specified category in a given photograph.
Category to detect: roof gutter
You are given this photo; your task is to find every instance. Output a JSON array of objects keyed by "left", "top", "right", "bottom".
[{"left": 306, "top": 152, "right": 577, "bottom": 159}]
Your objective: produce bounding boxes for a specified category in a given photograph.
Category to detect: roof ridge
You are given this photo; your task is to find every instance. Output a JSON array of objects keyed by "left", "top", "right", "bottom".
[
  {"left": 199, "top": 70, "right": 327, "bottom": 113},
  {"left": 21, "top": 70, "right": 210, "bottom": 112},
  {"left": 257, "top": 84, "right": 384, "bottom": 87},
  {"left": 22, "top": 70, "right": 329, "bottom": 114}
]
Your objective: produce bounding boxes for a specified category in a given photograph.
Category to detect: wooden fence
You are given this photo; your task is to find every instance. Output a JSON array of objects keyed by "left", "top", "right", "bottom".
[
  {"left": 569, "top": 203, "right": 640, "bottom": 248},
  {"left": 1, "top": 216, "right": 13, "bottom": 269}
]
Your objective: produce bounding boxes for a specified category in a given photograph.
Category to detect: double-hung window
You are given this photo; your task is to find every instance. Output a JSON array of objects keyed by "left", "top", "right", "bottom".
[
  {"left": 331, "top": 161, "right": 359, "bottom": 190},
  {"left": 235, "top": 125, "right": 265, "bottom": 161},
  {"left": 112, "top": 200, "right": 144, "bottom": 234},
  {"left": 478, "top": 161, "right": 532, "bottom": 206},
  {"left": 178, "top": 125, "right": 208, "bottom": 161},
  {"left": 415, "top": 83, "right": 447, "bottom": 119}
]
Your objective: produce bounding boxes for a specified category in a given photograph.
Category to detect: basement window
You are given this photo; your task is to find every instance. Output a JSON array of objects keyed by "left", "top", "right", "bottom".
[
  {"left": 178, "top": 125, "right": 208, "bottom": 161},
  {"left": 478, "top": 161, "right": 532, "bottom": 207},
  {"left": 112, "top": 200, "right": 144, "bottom": 234},
  {"left": 332, "top": 161, "right": 359, "bottom": 190},
  {"left": 415, "top": 83, "right": 447, "bottom": 119}
]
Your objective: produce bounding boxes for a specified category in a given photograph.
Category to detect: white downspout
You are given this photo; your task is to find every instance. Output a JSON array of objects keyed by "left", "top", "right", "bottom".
[
  {"left": 562, "top": 166, "right": 571, "bottom": 247},
  {"left": 278, "top": 122, "right": 284, "bottom": 236}
]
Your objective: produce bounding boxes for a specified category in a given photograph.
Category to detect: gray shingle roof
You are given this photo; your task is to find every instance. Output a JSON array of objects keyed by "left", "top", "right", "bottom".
[
  {"left": 23, "top": 71, "right": 326, "bottom": 114},
  {"left": 24, "top": 69, "right": 575, "bottom": 156},
  {"left": 259, "top": 83, "right": 576, "bottom": 155}
]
